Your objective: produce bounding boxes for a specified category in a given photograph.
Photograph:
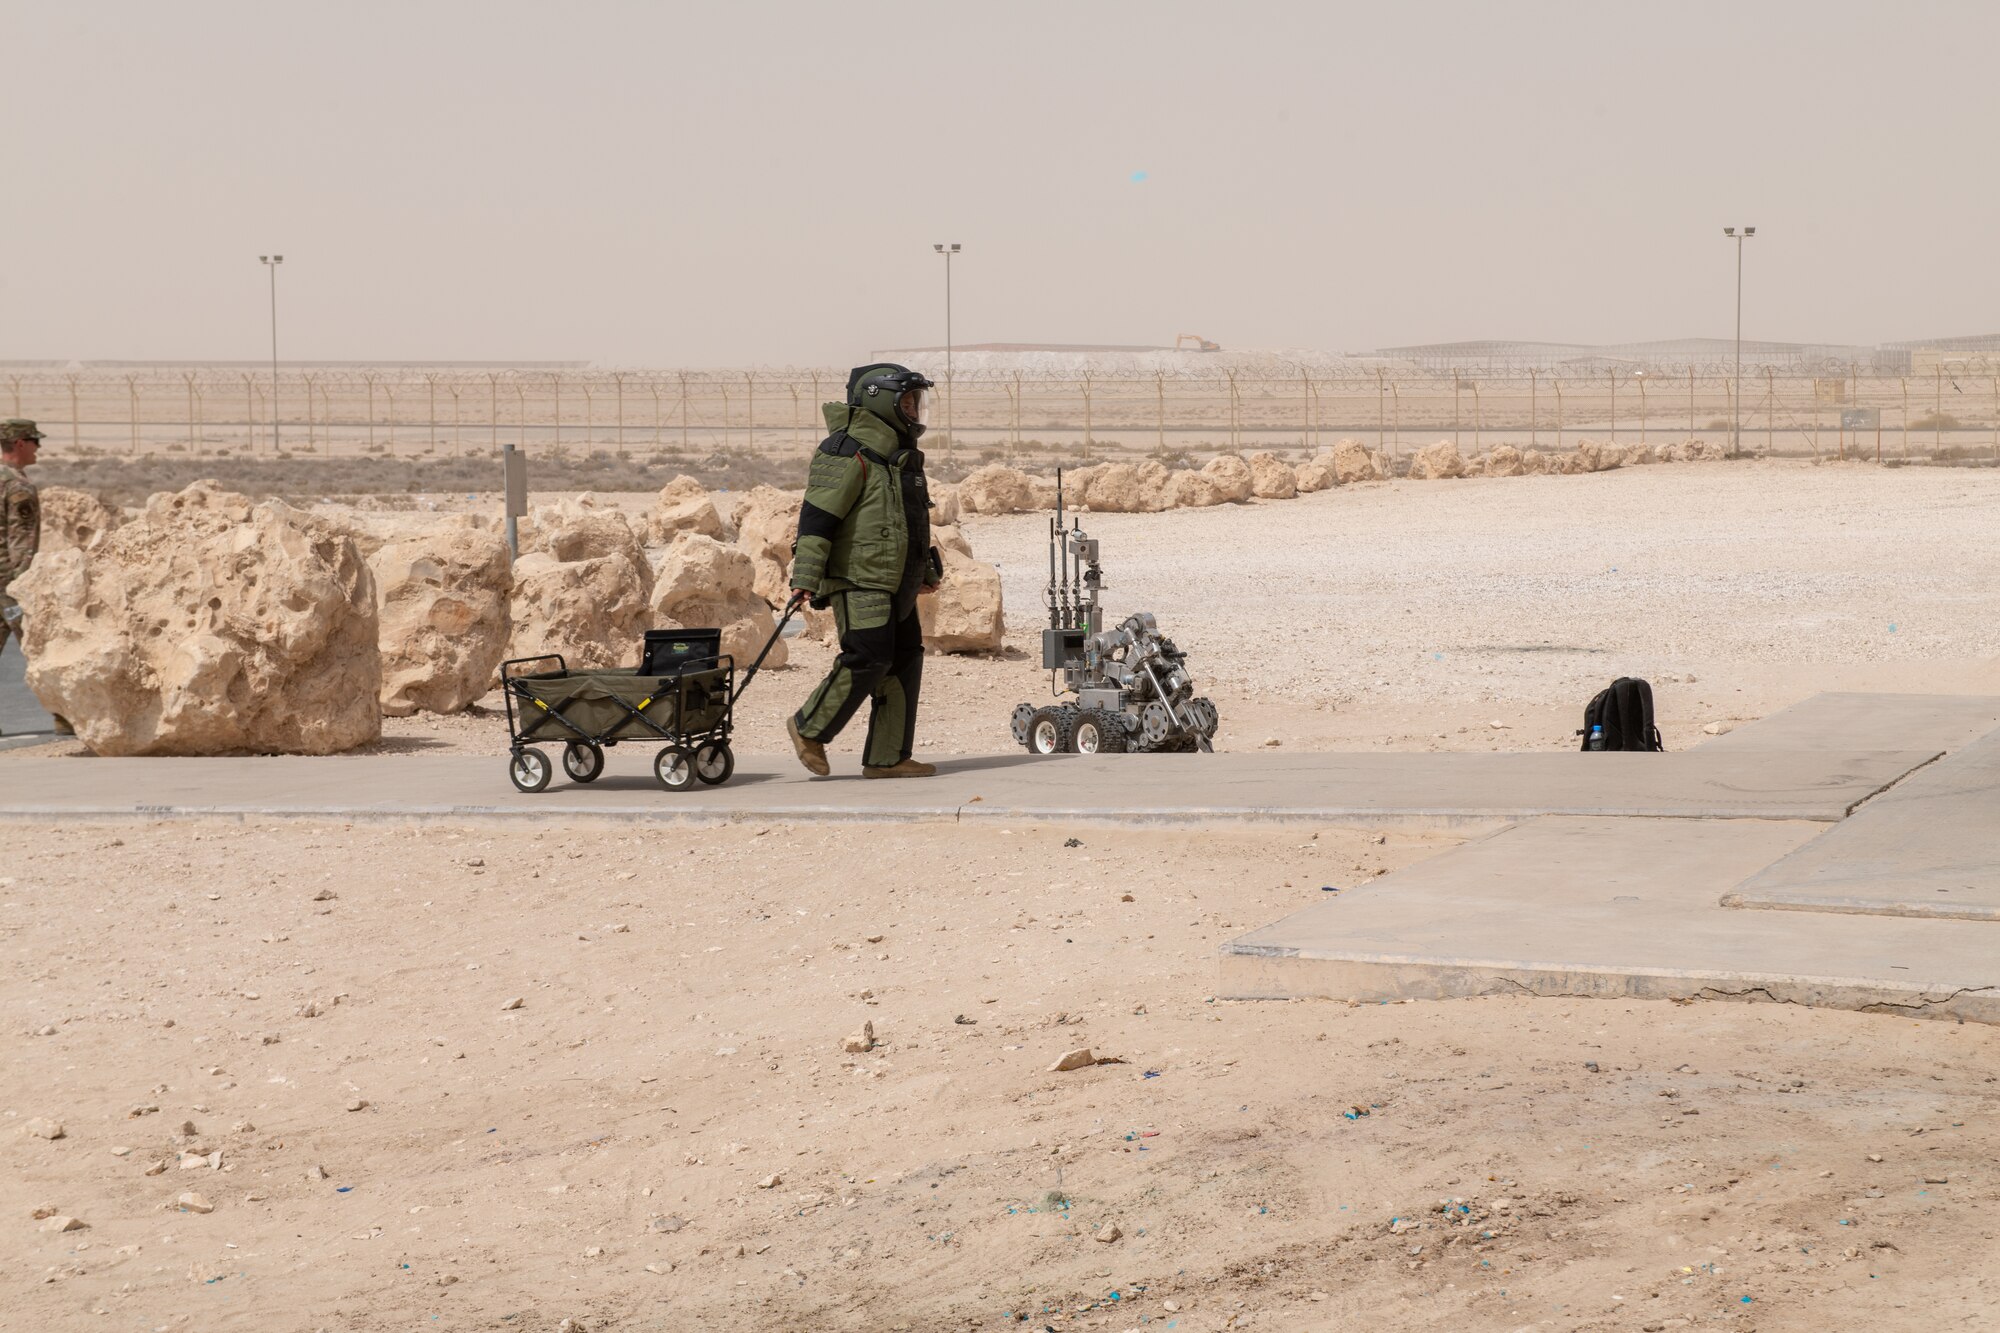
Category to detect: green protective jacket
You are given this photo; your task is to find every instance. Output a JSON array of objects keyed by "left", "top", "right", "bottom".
[{"left": 790, "top": 402, "right": 933, "bottom": 598}]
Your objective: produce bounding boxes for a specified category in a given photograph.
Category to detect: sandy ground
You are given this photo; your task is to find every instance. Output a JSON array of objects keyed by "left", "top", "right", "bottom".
[
  {"left": 8, "top": 462, "right": 2000, "bottom": 1330},
  {"left": 6, "top": 819, "right": 1998, "bottom": 1333}
]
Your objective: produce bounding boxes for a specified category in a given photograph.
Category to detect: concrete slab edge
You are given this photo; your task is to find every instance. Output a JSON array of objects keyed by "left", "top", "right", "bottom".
[
  {"left": 1721, "top": 891, "right": 2000, "bottom": 923},
  {"left": 1217, "top": 948, "right": 2000, "bottom": 1025}
]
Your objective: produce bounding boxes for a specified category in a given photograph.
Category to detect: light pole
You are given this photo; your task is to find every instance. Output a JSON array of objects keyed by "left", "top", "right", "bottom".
[
  {"left": 932, "top": 242, "right": 960, "bottom": 448},
  {"left": 259, "top": 254, "right": 284, "bottom": 451},
  {"left": 1722, "top": 227, "right": 1754, "bottom": 456}
]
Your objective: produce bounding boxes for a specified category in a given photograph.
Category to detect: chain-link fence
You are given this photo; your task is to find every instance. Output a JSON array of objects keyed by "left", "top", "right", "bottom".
[{"left": 6, "top": 364, "right": 1999, "bottom": 465}]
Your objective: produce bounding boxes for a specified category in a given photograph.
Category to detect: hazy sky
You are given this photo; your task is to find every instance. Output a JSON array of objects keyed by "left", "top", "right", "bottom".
[{"left": 6, "top": 1, "right": 1996, "bottom": 366}]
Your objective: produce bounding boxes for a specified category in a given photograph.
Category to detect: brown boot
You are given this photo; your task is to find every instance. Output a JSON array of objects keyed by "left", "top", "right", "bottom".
[
  {"left": 786, "top": 716, "right": 829, "bottom": 777},
  {"left": 863, "top": 758, "right": 938, "bottom": 779}
]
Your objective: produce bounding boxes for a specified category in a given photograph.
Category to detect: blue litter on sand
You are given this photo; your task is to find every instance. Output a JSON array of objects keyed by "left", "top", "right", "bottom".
[
  {"left": 1144, "top": 1070, "right": 1161, "bottom": 1079},
  {"left": 1321, "top": 886, "right": 1340, "bottom": 894},
  {"left": 337, "top": 1186, "right": 353, "bottom": 1193},
  {"left": 1741, "top": 1296, "right": 1754, "bottom": 1304}
]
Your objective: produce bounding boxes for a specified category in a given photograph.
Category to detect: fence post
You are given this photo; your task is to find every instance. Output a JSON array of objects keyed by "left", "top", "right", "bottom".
[
  {"left": 243, "top": 374, "right": 256, "bottom": 453},
  {"left": 1688, "top": 367, "right": 1695, "bottom": 439},
  {"left": 184, "top": 372, "right": 198, "bottom": 450},
  {"left": 745, "top": 372, "right": 754, "bottom": 452},
  {"left": 719, "top": 382, "right": 731, "bottom": 453},
  {"left": 1470, "top": 381, "right": 1482, "bottom": 452},
  {"left": 1390, "top": 379, "right": 1400, "bottom": 458},
  {"left": 1529, "top": 368, "right": 1538, "bottom": 449},
  {"left": 1452, "top": 371, "right": 1461, "bottom": 449},
  {"left": 1935, "top": 365, "right": 1944, "bottom": 454},
  {"left": 790, "top": 383, "right": 800, "bottom": 449},
  {"left": 1300, "top": 368, "right": 1310, "bottom": 450},
  {"left": 614, "top": 372, "right": 626, "bottom": 456},
  {"left": 678, "top": 372, "right": 689, "bottom": 452},
  {"left": 67, "top": 374, "right": 79, "bottom": 453},
  {"left": 1013, "top": 371, "right": 1023, "bottom": 448},
  {"left": 1216, "top": 368, "right": 1232, "bottom": 452},
  {"left": 1900, "top": 377, "right": 1909, "bottom": 457},
  {"left": 551, "top": 372, "right": 561, "bottom": 452},
  {"left": 1552, "top": 378, "right": 1564, "bottom": 452},
  {"left": 365, "top": 374, "right": 377, "bottom": 451},
  {"left": 1081, "top": 373, "right": 1093, "bottom": 458},
  {"left": 581, "top": 379, "right": 594, "bottom": 451},
  {"left": 385, "top": 381, "right": 398, "bottom": 452},
  {"left": 488, "top": 373, "right": 500, "bottom": 453},
  {"left": 1155, "top": 373, "right": 1164, "bottom": 453},
  {"left": 650, "top": 380, "right": 662, "bottom": 448},
  {"left": 425, "top": 373, "right": 438, "bottom": 451},
  {"left": 302, "top": 373, "right": 316, "bottom": 450},
  {"left": 1608, "top": 368, "right": 1616, "bottom": 444},
  {"left": 1637, "top": 375, "right": 1647, "bottom": 445},
  {"left": 1376, "top": 368, "right": 1386, "bottom": 451},
  {"left": 514, "top": 383, "right": 527, "bottom": 452},
  {"left": 1765, "top": 367, "right": 1774, "bottom": 456},
  {"left": 449, "top": 381, "right": 462, "bottom": 457}
]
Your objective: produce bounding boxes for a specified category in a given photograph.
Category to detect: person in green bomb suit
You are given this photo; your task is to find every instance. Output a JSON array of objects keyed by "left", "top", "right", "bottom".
[{"left": 785, "top": 364, "right": 944, "bottom": 779}]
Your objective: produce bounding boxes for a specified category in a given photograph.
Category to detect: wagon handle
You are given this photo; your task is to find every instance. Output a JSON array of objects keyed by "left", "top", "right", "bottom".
[{"left": 731, "top": 592, "right": 806, "bottom": 705}]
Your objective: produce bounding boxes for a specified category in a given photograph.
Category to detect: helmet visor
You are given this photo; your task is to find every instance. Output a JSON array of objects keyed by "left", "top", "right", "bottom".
[{"left": 900, "top": 389, "right": 928, "bottom": 427}]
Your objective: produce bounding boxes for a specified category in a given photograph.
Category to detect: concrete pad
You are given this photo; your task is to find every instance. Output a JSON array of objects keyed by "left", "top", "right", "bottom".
[
  {"left": 1220, "top": 817, "right": 2000, "bottom": 1023},
  {"left": 0, "top": 746, "right": 1942, "bottom": 827},
  {"left": 1701, "top": 691, "right": 2000, "bottom": 753},
  {"left": 1725, "top": 729, "right": 2000, "bottom": 922}
]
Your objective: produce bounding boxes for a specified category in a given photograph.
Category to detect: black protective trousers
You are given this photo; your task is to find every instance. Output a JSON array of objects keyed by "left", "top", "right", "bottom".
[{"left": 792, "top": 589, "right": 924, "bottom": 769}]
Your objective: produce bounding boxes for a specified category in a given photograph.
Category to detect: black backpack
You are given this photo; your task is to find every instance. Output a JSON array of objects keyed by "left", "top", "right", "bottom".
[{"left": 1579, "top": 676, "right": 1664, "bottom": 752}]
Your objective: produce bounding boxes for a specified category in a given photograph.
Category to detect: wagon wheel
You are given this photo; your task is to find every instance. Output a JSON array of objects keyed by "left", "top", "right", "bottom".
[
  {"left": 509, "top": 749, "right": 552, "bottom": 794},
  {"left": 654, "top": 745, "right": 696, "bottom": 792},
  {"left": 693, "top": 740, "right": 735, "bottom": 786},
  {"left": 563, "top": 741, "right": 605, "bottom": 784}
]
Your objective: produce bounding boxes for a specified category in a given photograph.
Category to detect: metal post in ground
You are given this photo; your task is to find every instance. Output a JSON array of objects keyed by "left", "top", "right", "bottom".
[
  {"left": 259, "top": 255, "right": 283, "bottom": 451},
  {"left": 933, "top": 242, "right": 960, "bottom": 452},
  {"left": 1723, "top": 226, "right": 1756, "bottom": 455}
]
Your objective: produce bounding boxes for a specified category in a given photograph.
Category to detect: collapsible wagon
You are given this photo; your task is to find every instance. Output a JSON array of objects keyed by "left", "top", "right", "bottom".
[{"left": 500, "top": 611, "right": 795, "bottom": 794}]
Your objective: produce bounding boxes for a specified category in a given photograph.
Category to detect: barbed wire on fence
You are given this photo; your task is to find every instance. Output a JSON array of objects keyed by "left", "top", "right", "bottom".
[{"left": 4, "top": 365, "right": 1997, "bottom": 465}]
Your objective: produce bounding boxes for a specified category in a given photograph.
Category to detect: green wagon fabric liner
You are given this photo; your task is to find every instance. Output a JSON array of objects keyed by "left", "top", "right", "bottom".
[{"left": 510, "top": 667, "right": 728, "bottom": 742}]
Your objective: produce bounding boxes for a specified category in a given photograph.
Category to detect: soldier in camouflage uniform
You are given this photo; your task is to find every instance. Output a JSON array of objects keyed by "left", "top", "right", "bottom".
[
  {"left": 0, "top": 419, "right": 43, "bottom": 666},
  {"left": 785, "top": 365, "right": 943, "bottom": 779}
]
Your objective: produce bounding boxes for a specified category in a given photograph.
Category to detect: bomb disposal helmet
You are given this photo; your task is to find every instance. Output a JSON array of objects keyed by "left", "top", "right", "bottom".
[{"left": 845, "top": 363, "right": 935, "bottom": 439}]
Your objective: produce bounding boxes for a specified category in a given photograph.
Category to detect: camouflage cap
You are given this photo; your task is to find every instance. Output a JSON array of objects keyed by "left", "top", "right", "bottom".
[{"left": 0, "top": 419, "right": 44, "bottom": 444}]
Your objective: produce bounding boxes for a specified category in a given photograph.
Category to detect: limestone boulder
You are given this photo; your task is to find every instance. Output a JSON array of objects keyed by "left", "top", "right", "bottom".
[
  {"left": 1294, "top": 456, "right": 1338, "bottom": 493},
  {"left": 1519, "top": 448, "right": 1551, "bottom": 475},
  {"left": 372, "top": 530, "right": 513, "bottom": 717},
  {"left": 651, "top": 532, "right": 785, "bottom": 670},
  {"left": 1481, "top": 445, "right": 1525, "bottom": 478},
  {"left": 1408, "top": 440, "right": 1466, "bottom": 480},
  {"left": 1164, "top": 470, "right": 1228, "bottom": 508},
  {"left": 928, "top": 482, "right": 961, "bottom": 527},
  {"left": 1330, "top": 439, "right": 1385, "bottom": 485},
  {"left": 1570, "top": 440, "right": 1622, "bottom": 474},
  {"left": 1082, "top": 461, "right": 1171, "bottom": 513},
  {"left": 918, "top": 545, "right": 1004, "bottom": 654},
  {"left": 728, "top": 485, "right": 801, "bottom": 606},
  {"left": 37, "top": 487, "right": 123, "bottom": 554},
  {"left": 1623, "top": 444, "right": 1656, "bottom": 466},
  {"left": 331, "top": 510, "right": 486, "bottom": 561},
  {"left": 507, "top": 551, "right": 651, "bottom": 670},
  {"left": 645, "top": 475, "right": 725, "bottom": 545},
  {"left": 13, "top": 481, "right": 381, "bottom": 755},
  {"left": 522, "top": 499, "right": 652, "bottom": 596},
  {"left": 932, "top": 523, "right": 974, "bottom": 558},
  {"left": 957, "top": 465, "right": 1041, "bottom": 515},
  {"left": 1199, "top": 454, "right": 1254, "bottom": 503},
  {"left": 1246, "top": 452, "right": 1298, "bottom": 499}
]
